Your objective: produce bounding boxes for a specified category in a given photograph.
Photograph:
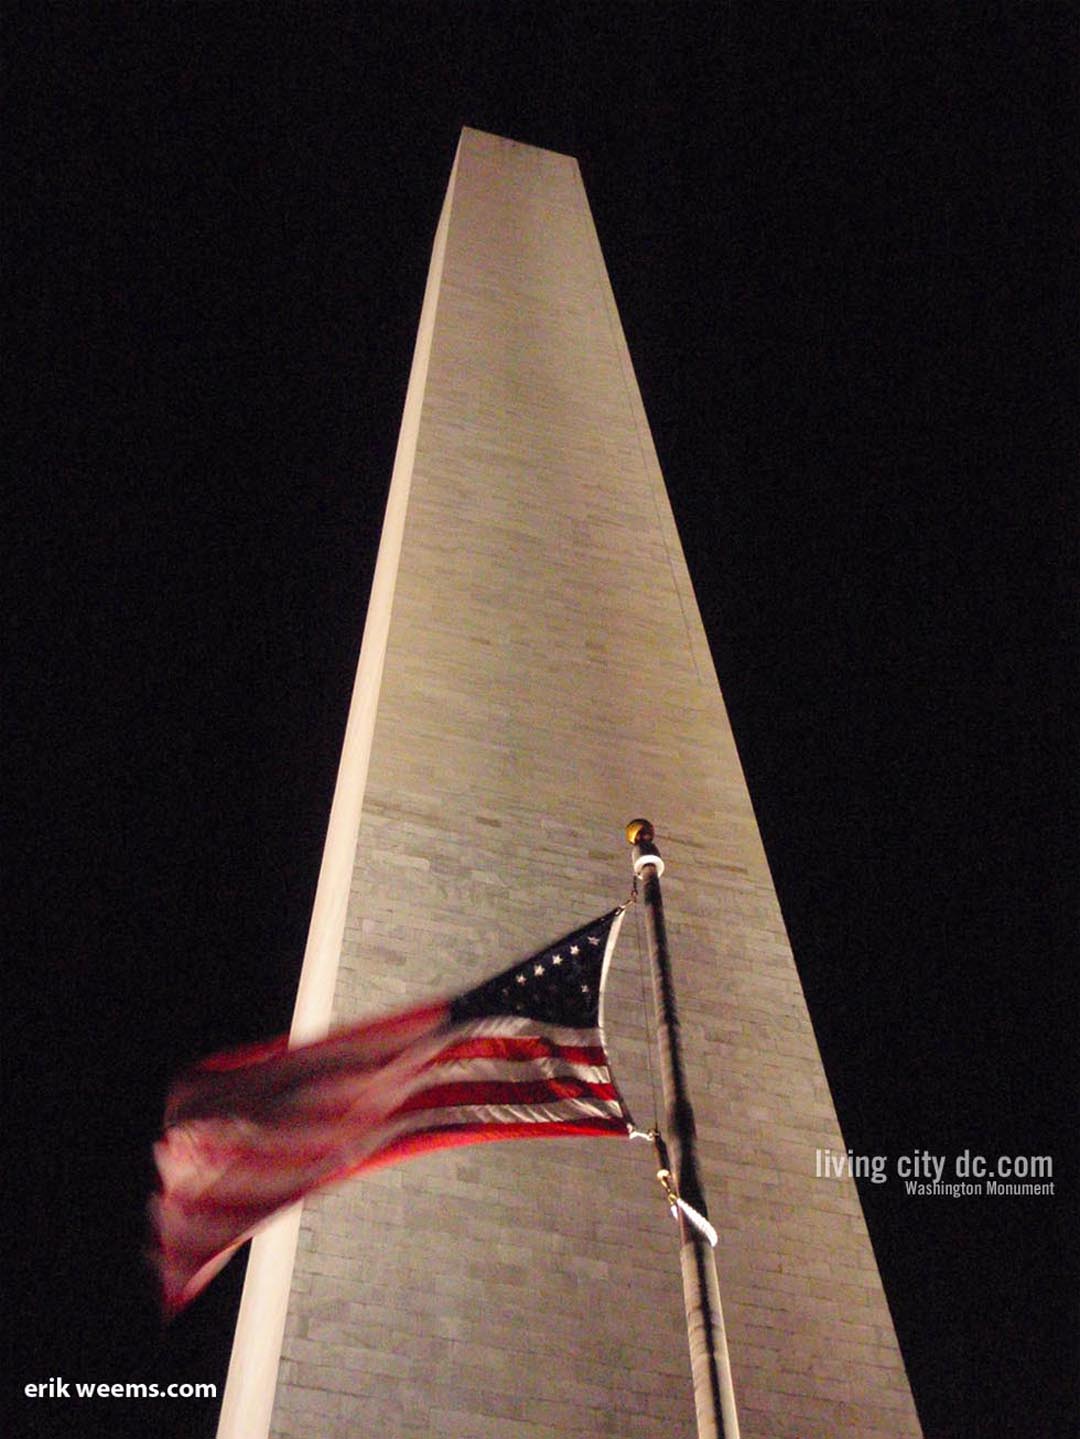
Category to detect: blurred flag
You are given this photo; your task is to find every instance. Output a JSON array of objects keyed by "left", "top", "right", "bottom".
[{"left": 151, "top": 908, "right": 630, "bottom": 1314}]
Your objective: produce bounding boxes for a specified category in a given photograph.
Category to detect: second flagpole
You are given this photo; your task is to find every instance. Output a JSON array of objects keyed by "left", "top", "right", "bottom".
[{"left": 626, "top": 819, "right": 741, "bottom": 1439}]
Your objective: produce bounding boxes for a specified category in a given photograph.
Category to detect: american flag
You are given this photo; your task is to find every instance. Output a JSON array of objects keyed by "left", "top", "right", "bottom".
[{"left": 151, "top": 908, "right": 631, "bottom": 1315}]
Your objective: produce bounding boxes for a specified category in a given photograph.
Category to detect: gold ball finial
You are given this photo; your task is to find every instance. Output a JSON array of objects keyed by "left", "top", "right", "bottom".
[{"left": 625, "top": 818, "right": 654, "bottom": 845}]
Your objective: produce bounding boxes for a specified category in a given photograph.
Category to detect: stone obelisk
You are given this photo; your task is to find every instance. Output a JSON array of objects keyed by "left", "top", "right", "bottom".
[{"left": 218, "top": 128, "right": 922, "bottom": 1439}]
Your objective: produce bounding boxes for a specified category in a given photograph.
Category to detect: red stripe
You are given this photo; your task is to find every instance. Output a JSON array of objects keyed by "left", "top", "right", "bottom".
[
  {"left": 196, "top": 1035, "right": 290, "bottom": 1071},
  {"left": 427, "top": 1034, "right": 607, "bottom": 1068},
  {"left": 392, "top": 1077, "right": 619, "bottom": 1113}
]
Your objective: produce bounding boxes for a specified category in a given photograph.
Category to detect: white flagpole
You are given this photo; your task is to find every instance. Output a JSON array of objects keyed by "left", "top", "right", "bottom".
[{"left": 626, "top": 819, "right": 741, "bottom": 1439}]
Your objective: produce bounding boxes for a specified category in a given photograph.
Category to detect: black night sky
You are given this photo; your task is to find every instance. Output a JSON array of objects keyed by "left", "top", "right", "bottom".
[{"left": 9, "top": 6, "right": 1075, "bottom": 1438}]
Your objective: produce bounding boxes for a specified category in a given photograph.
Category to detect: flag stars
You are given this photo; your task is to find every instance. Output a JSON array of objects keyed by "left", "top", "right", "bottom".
[
  {"left": 516, "top": 973, "right": 527, "bottom": 985},
  {"left": 587, "top": 935, "right": 600, "bottom": 946},
  {"left": 533, "top": 963, "right": 545, "bottom": 977},
  {"left": 551, "top": 954, "right": 563, "bottom": 965},
  {"left": 570, "top": 945, "right": 580, "bottom": 956}
]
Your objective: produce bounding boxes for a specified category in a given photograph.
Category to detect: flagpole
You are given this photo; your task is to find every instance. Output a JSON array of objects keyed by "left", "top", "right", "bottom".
[{"left": 626, "top": 819, "right": 740, "bottom": 1439}]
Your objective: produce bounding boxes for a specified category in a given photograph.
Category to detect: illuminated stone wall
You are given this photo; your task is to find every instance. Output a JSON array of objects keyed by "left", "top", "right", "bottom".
[{"left": 269, "top": 128, "right": 921, "bottom": 1439}]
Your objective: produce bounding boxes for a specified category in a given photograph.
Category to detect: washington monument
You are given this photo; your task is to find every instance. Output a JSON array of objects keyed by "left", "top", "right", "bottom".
[{"left": 216, "top": 128, "right": 921, "bottom": 1439}]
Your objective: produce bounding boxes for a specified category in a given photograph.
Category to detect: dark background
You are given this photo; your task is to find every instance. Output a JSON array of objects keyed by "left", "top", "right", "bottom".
[{"left": 8, "top": 5, "right": 1075, "bottom": 1437}]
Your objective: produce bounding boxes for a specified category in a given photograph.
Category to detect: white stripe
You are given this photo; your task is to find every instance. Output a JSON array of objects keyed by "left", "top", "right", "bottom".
[
  {"left": 420, "top": 1057, "right": 612, "bottom": 1086},
  {"left": 447, "top": 1015, "right": 605, "bottom": 1050}
]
